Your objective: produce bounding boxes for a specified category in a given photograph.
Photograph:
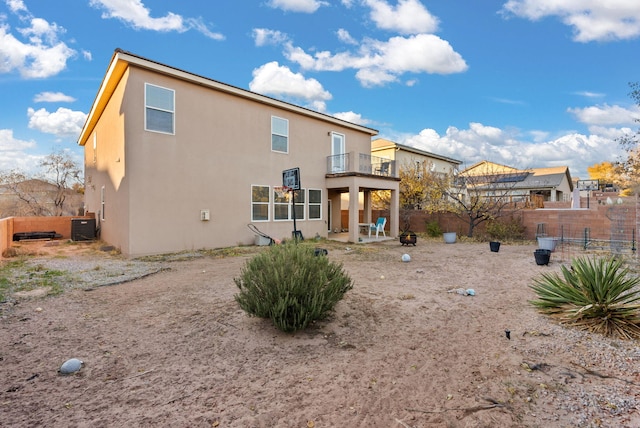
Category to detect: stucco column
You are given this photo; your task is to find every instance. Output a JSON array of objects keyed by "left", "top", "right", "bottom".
[
  {"left": 349, "top": 183, "right": 360, "bottom": 243},
  {"left": 363, "top": 190, "right": 372, "bottom": 224},
  {"left": 389, "top": 187, "right": 399, "bottom": 237},
  {"left": 330, "top": 192, "right": 341, "bottom": 233}
]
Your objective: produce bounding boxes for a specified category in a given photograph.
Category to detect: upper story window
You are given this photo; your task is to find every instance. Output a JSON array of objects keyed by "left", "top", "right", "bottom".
[
  {"left": 145, "top": 83, "right": 175, "bottom": 134},
  {"left": 271, "top": 116, "right": 288, "bottom": 153}
]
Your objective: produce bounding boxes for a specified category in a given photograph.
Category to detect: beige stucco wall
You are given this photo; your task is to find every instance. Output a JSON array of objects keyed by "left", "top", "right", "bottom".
[
  {"left": 84, "top": 65, "right": 376, "bottom": 256},
  {"left": 84, "top": 68, "right": 130, "bottom": 253},
  {"left": 394, "top": 151, "right": 458, "bottom": 174},
  {"left": 371, "top": 142, "right": 459, "bottom": 175}
]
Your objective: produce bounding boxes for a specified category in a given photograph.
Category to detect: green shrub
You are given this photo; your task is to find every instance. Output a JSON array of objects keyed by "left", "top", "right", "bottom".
[
  {"left": 234, "top": 242, "right": 353, "bottom": 332},
  {"left": 425, "top": 220, "right": 442, "bottom": 237},
  {"left": 530, "top": 256, "right": 640, "bottom": 339}
]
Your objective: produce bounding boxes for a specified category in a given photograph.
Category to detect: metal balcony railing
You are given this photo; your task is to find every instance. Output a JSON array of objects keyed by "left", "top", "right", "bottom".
[{"left": 326, "top": 153, "right": 396, "bottom": 177}]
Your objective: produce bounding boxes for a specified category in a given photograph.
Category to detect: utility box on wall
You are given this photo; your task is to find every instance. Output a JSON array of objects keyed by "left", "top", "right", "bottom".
[{"left": 71, "top": 218, "right": 96, "bottom": 241}]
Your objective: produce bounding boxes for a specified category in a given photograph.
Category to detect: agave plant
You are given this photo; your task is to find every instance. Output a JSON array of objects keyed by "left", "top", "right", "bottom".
[{"left": 530, "top": 256, "right": 640, "bottom": 339}]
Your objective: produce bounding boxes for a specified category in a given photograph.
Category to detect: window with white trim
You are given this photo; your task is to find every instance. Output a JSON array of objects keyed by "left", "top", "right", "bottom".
[
  {"left": 100, "top": 186, "right": 106, "bottom": 221},
  {"left": 293, "top": 189, "right": 305, "bottom": 220},
  {"left": 251, "top": 185, "right": 270, "bottom": 221},
  {"left": 93, "top": 133, "right": 97, "bottom": 164},
  {"left": 274, "top": 187, "right": 290, "bottom": 220},
  {"left": 308, "top": 189, "right": 322, "bottom": 220},
  {"left": 271, "top": 116, "right": 288, "bottom": 153},
  {"left": 274, "top": 188, "right": 305, "bottom": 220},
  {"left": 145, "top": 83, "right": 175, "bottom": 134}
]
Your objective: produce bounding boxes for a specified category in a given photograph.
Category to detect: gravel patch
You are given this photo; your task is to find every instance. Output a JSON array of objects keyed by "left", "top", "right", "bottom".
[{"left": 24, "top": 256, "right": 169, "bottom": 288}]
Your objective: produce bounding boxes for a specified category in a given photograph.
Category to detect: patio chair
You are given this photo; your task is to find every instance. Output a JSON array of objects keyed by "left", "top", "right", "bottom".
[{"left": 369, "top": 217, "right": 387, "bottom": 239}]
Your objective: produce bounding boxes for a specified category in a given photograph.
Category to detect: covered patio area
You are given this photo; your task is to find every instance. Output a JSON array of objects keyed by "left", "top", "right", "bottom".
[{"left": 325, "top": 173, "right": 399, "bottom": 244}]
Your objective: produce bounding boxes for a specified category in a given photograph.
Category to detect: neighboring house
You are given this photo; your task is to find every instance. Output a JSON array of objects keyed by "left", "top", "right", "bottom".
[
  {"left": 77, "top": 49, "right": 399, "bottom": 257},
  {"left": 371, "top": 139, "right": 462, "bottom": 174},
  {"left": 459, "top": 161, "right": 573, "bottom": 205}
]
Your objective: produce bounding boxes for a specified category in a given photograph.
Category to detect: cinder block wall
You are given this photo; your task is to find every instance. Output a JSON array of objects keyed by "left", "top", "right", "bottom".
[{"left": 364, "top": 199, "right": 636, "bottom": 242}]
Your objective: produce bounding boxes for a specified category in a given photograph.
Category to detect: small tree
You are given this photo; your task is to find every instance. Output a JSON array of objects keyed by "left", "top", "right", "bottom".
[
  {"left": 40, "top": 150, "right": 82, "bottom": 216},
  {"left": 0, "top": 171, "right": 51, "bottom": 216},
  {"left": 420, "top": 162, "right": 526, "bottom": 238},
  {"left": 617, "top": 82, "right": 640, "bottom": 190},
  {"left": 0, "top": 149, "right": 82, "bottom": 216}
]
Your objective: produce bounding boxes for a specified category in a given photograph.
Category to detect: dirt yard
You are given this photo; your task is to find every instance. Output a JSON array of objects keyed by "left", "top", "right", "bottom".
[{"left": 1, "top": 238, "right": 639, "bottom": 427}]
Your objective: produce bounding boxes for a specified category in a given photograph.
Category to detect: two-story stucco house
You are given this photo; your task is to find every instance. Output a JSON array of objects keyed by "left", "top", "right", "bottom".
[
  {"left": 371, "top": 138, "right": 463, "bottom": 175},
  {"left": 77, "top": 49, "right": 399, "bottom": 257}
]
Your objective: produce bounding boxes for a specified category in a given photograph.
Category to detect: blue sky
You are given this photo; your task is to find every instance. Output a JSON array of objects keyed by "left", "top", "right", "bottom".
[{"left": 1, "top": 0, "right": 640, "bottom": 180}]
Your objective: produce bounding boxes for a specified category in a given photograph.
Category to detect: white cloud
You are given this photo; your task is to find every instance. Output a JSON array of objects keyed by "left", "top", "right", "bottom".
[
  {"left": 0, "top": 128, "right": 39, "bottom": 172},
  {"left": 399, "top": 121, "right": 625, "bottom": 178},
  {"left": 490, "top": 97, "right": 525, "bottom": 105},
  {"left": 568, "top": 104, "right": 640, "bottom": 126},
  {"left": 249, "top": 61, "right": 332, "bottom": 110},
  {"left": 355, "top": 67, "right": 396, "bottom": 87},
  {"left": 364, "top": 0, "right": 439, "bottom": 34},
  {"left": 371, "top": 34, "right": 467, "bottom": 74},
  {"left": 266, "top": 0, "right": 328, "bottom": 13},
  {"left": 573, "top": 90, "right": 605, "bottom": 98},
  {"left": 284, "top": 34, "right": 467, "bottom": 87},
  {"left": 252, "top": 28, "right": 289, "bottom": 46},
  {"left": 186, "top": 17, "right": 225, "bottom": 40},
  {"left": 336, "top": 28, "right": 357, "bottom": 45},
  {"left": 89, "top": 0, "right": 224, "bottom": 39},
  {"left": 501, "top": 1, "right": 640, "bottom": 42},
  {"left": 253, "top": 1, "right": 465, "bottom": 88},
  {"left": 27, "top": 107, "right": 87, "bottom": 138},
  {"left": 6, "top": 0, "right": 27, "bottom": 14},
  {"left": 333, "top": 111, "right": 372, "bottom": 126},
  {"left": 34, "top": 91, "right": 76, "bottom": 103},
  {"left": 0, "top": 9, "right": 76, "bottom": 78},
  {"left": 0, "top": 128, "right": 35, "bottom": 151}
]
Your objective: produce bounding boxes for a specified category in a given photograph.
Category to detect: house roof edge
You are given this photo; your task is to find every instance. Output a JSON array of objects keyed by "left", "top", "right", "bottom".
[{"left": 78, "top": 49, "right": 378, "bottom": 146}]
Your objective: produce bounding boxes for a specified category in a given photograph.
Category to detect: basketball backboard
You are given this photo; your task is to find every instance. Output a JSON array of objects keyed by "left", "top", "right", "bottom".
[{"left": 282, "top": 167, "right": 301, "bottom": 190}]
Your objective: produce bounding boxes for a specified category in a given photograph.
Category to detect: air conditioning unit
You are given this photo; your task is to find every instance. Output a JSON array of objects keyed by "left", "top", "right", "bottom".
[{"left": 71, "top": 218, "right": 96, "bottom": 241}]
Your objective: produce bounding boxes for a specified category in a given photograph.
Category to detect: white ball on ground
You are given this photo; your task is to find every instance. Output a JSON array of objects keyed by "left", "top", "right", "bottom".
[{"left": 401, "top": 254, "right": 411, "bottom": 262}]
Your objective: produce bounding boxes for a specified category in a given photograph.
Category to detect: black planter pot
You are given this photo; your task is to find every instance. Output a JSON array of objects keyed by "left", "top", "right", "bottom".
[
  {"left": 534, "top": 249, "right": 551, "bottom": 265},
  {"left": 489, "top": 241, "right": 501, "bottom": 252},
  {"left": 400, "top": 231, "right": 417, "bottom": 246}
]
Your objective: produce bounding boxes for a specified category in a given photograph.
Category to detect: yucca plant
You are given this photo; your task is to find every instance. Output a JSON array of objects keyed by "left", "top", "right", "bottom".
[
  {"left": 530, "top": 256, "right": 640, "bottom": 339},
  {"left": 234, "top": 242, "right": 353, "bottom": 332}
]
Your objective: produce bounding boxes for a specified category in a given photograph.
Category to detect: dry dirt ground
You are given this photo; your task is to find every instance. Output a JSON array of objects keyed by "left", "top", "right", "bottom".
[{"left": 1, "top": 238, "right": 639, "bottom": 428}]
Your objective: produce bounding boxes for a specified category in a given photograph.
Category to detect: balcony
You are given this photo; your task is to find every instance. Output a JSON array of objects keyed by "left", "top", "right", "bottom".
[{"left": 326, "top": 153, "right": 396, "bottom": 177}]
